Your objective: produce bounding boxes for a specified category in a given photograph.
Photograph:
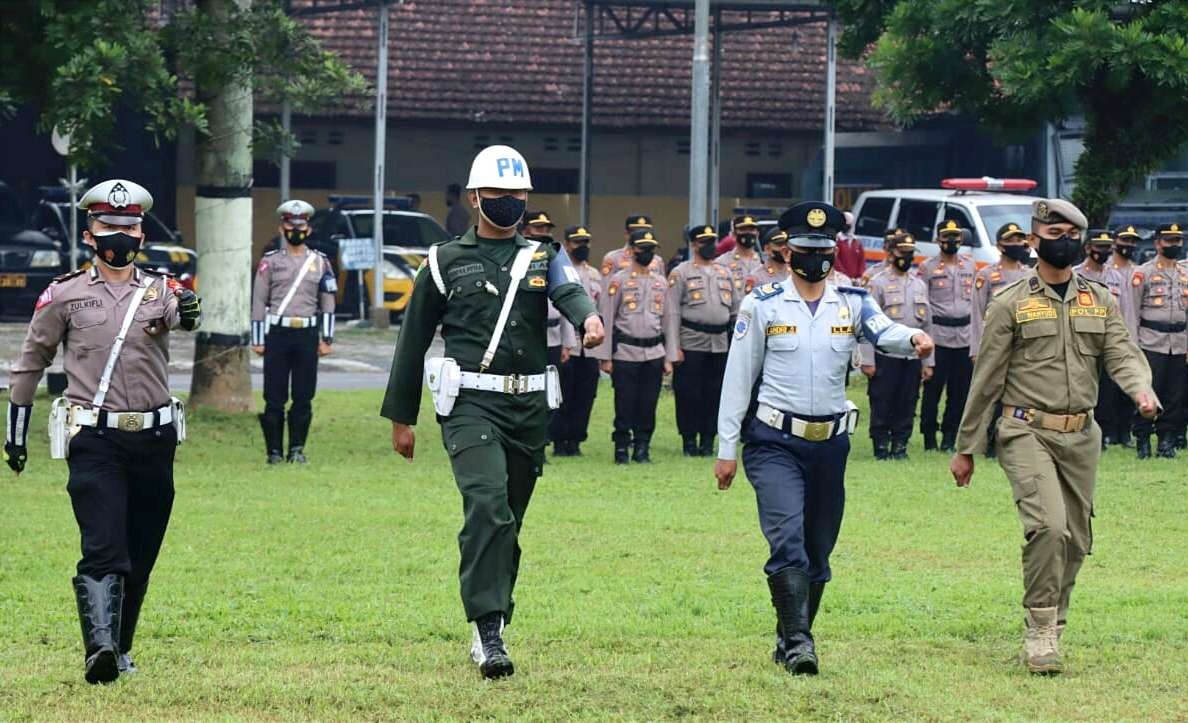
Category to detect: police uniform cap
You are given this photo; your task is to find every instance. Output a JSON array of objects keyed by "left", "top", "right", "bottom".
[
  {"left": 938, "top": 218, "right": 966, "bottom": 238},
  {"left": 564, "top": 225, "right": 591, "bottom": 242},
  {"left": 1086, "top": 228, "right": 1113, "bottom": 246},
  {"left": 276, "top": 199, "right": 316, "bottom": 227},
  {"left": 1115, "top": 225, "right": 1141, "bottom": 241},
  {"left": 1032, "top": 198, "right": 1088, "bottom": 230},
  {"left": 996, "top": 222, "right": 1026, "bottom": 242},
  {"left": 629, "top": 229, "right": 659, "bottom": 247},
  {"left": 1156, "top": 222, "right": 1183, "bottom": 238},
  {"left": 762, "top": 227, "right": 789, "bottom": 246},
  {"left": 78, "top": 179, "right": 153, "bottom": 227},
  {"left": 525, "top": 210, "right": 555, "bottom": 228},
  {"left": 732, "top": 214, "right": 760, "bottom": 231},
  {"left": 626, "top": 214, "right": 653, "bottom": 230},
  {"left": 777, "top": 201, "right": 844, "bottom": 248},
  {"left": 686, "top": 224, "right": 717, "bottom": 243},
  {"left": 893, "top": 233, "right": 917, "bottom": 251}
]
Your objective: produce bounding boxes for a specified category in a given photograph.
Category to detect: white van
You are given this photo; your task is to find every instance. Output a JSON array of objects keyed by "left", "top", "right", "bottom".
[{"left": 851, "top": 180, "right": 1038, "bottom": 267}]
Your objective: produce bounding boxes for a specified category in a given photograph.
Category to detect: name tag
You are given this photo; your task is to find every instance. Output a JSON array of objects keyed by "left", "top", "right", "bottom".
[
  {"left": 1069, "top": 306, "right": 1106, "bottom": 318},
  {"left": 830, "top": 325, "right": 853, "bottom": 335},
  {"left": 1015, "top": 298, "right": 1056, "bottom": 323},
  {"left": 766, "top": 324, "right": 797, "bottom": 336}
]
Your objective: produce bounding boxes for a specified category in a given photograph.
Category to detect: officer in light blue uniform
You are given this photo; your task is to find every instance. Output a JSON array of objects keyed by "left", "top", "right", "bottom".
[{"left": 715, "top": 201, "right": 935, "bottom": 676}]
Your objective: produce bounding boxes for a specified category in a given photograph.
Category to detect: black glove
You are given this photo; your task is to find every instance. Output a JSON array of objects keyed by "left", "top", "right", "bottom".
[
  {"left": 4, "top": 442, "right": 26, "bottom": 474},
  {"left": 177, "top": 289, "right": 202, "bottom": 330}
]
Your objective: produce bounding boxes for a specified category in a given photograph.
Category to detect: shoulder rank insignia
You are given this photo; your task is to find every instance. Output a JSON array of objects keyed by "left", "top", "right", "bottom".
[
  {"left": 51, "top": 268, "right": 86, "bottom": 285},
  {"left": 753, "top": 282, "right": 782, "bottom": 300},
  {"left": 668, "top": 273, "right": 677, "bottom": 287},
  {"left": 1028, "top": 276, "right": 1042, "bottom": 293},
  {"left": 608, "top": 280, "right": 620, "bottom": 296},
  {"left": 1131, "top": 271, "right": 1144, "bottom": 287}
]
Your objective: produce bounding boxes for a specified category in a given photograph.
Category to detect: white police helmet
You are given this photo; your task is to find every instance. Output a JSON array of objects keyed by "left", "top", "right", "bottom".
[
  {"left": 78, "top": 179, "right": 153, "bottom": 227},
  {"left": 466, "top": 145, "right": 533, "bottom": 191},
  {"left": 276, "top": 199, "right": 316, "bottom": 227}
]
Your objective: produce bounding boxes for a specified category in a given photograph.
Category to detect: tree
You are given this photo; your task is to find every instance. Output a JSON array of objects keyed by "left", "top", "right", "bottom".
[
  {"left": 0, "top": 0, "right": 366, "bottom": 412},
  {"left": 831, "top": 1, "right": 1188, "bottom": 224}
]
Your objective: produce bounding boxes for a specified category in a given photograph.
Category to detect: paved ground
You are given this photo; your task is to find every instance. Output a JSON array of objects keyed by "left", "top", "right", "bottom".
[{"left": 0, "top": 321, "right": 437, "bottom": 391}]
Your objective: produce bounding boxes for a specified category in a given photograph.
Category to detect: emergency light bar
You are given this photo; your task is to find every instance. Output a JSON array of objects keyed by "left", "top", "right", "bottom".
[{"left": 941, "top": 177, "right": 1038, "bottom": 192}]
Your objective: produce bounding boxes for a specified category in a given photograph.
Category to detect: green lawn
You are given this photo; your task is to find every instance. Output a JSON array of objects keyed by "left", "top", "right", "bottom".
[{"left": 1, "top": 380, "right": 1186, "bottom": 721}]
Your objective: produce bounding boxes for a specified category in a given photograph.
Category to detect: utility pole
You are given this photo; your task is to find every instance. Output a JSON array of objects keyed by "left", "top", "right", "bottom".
[
  {"left": 688, "top": 0, "right": 710, "bottom": 228},
  {"left": 822, "top": 13, "right": 837, "bottom": 205},
  {"left": 370, "top": 0, "right": 390, "bottom": 328}
]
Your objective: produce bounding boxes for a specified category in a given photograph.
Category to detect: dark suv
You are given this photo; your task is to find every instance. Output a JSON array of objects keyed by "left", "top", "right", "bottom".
[{"left": 0, "top": 182, "right": 64, "bottom": 319}]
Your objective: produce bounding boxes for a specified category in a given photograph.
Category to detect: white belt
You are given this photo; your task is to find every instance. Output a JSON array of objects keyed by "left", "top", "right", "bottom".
[
  {"left": 69, "top": 404, "right": 174, "bottom": 432},
  {"left": 755, "top": 403, "right": 847, "bottom": 442},
  {"left": 459, "top": 371, "right": 547, "bottom": 396},
  {"left": 267, "top": 314, "right": 317, "bottom": 329}
]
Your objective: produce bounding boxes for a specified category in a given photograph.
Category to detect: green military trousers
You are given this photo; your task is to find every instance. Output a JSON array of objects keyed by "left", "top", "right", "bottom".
[
  {"left": 994, "top": 415, "right": 1100, "bottom": 622},
  {"left": 442, "top": 415, "right": 541, "bottom": 623}
]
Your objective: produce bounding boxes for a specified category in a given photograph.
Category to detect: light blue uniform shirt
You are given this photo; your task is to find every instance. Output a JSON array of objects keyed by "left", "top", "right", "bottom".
[{"left": 717, "top": 280, "right": 920, "bottom": 460}]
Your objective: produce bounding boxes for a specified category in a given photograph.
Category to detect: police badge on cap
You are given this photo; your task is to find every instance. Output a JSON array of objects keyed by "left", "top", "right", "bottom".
[{"left": 78, "top": 179, "right": 153, "bottom": 227}]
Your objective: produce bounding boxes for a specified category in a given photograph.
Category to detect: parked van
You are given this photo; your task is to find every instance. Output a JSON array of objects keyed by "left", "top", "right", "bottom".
[{"left": 850, "top": 179, "right": 1039, "bottom": 268}]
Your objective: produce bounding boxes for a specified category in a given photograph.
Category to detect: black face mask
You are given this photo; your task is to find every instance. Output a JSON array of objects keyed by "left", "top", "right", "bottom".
[
  {"left": 790, "top": 250, "right": 834, "bottom": 283},
  {"left": 939, "top": 238, "right": 961, "bottom": 255},
  {"left": 696, "top": 241, "right": 717, "bottom": 260},
  {"left": 737, "top": 233, "right": 757, "bottom": 249},
  {"left": 478, "top": 195, "right": 526, "bottom": 229},
  {"left": 1001, "top": 244, "right": 1031, "bottom": 263},
  {"left": 633, "top": 248, "right": 656, "bottom": 267},
  {"left": 92, "top": 231, "right": 142, "bottom": 268},
  {"left": 284, "top": 228, "right": 308, "bottom": 245},
  {"left": 893, "top": 255, "right": 913, "bottom": 272},
  {"left": 1160, "top": 243, "right": 1184, "bottom": 260},
  {"left": 1114, "top": 244, "right": 1135, "bottom": 260},
  {"left": 1088, "top": 248, "right": 1112, "bottom": 265},
  {"left": 1037, "top": 235, "right": 1081, "bottom": 269},
  {"left": 570, "top": 244, "right": 590, "bottom": 263}
]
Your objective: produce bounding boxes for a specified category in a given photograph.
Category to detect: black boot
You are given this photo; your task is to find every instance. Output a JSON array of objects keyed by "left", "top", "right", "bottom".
[
  {"left": 1137, "top": 436, "right": 1152, "bottom": 459},
  {"left": 613, "top": 432, "right": 630, "bottom": 464},
  {"left": 1101, "top": 433, "right": 1115, "bottom": 450},
  {"left": 940, "top": 432, "right": 956, "bottom": 453},
  {"left": 471, "top": 612, "right": 514, "bottom": 679},
  {"left": 808, "top": 581, "right": 826, "bottom": 628},
  {"left": 872, "top": 436, "right": 889, "bottom": 460},
  {"left": 118, "top": 583, "right": 147, "bottom": 674},
  {"left": 572, "top": 441, "right": 583, "bottom": 456},
  {"left": 287, "top": 408, "right": 312, "bottom": 464},
  {"left": 73, "top": 574, "right": 123, "bottom": 684},
  {"left": 891, "top": 438, "right": 909, "bottom": 460},
  {"left": 1156, "top": 437, "right": 1178, "bottom": 459},
  {"left": 922, "top": 433, "right": 937, "bottom": 451},
  {"left": 1176, "top": 433, "right": 1186, "bottom": 450},
  {"left": 698, "top": 434, "right": 715, "bottom": 457},
  {"left": 682, "top": 435, "right": 698, "bottom": 457},
  {"left": 258, "top": 412, "right": 285, "bottom": 464},
  {"left": 767, "top": 568, "right": 818, "bottom": 675},
  {"left": 553, "top": 440, "right": 571, "bottom": 457},
  {"left": 632, "top": 436, "right": 652, "bottom": 464}
]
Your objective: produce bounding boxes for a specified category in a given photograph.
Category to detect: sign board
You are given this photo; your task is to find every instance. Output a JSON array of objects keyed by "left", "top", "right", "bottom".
[{"left": 339, "top": 238, "right": 377, "bottom": 271}]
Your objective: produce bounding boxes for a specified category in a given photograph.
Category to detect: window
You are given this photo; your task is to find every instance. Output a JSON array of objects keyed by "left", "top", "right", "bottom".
[
  {"left": 32, "top": 204, "right": 65, "bottom": 240},
  {"left": 746, "top": 173, "right": 792, "bottom": 198},
  {"left": 677, "top": 139, "right": 690, "bottom": 155},
  {"left": 327, "top": 130, "right": 345, "bottom": 146},
  {"left": 744, "top": 142, "right": 761, "bottom": 157},
  {"left": 855, "top": 197, "right": 894, "bottom": 237},
  {"left": 531, "top": 168, "right": 579, "bottom": 194},
  {"left": 767, "top": 142, "right": 783, "bottom": 158},
  {"left": 543, "top": 137, "right": 559, "bottom": 152},
  {"left": 896, "top": 199, "right": 941, "bottom": 242},
  {"left": 252, "top": 160, "right": 337, "bottom": 189},
  {"left": 941, "top": 204, "right": 976, "bottom": 244},
  {"left": 347, "top": 213, "right": 450, "bottom": 248},
  {"left": 566, "top": 137, "right": 582, "bottom": 152}
]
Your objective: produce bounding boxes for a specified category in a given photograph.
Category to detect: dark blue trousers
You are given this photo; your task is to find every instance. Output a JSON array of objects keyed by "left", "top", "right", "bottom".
[{"left": 741, "top": 418, "right": 849, "bottom": 580}]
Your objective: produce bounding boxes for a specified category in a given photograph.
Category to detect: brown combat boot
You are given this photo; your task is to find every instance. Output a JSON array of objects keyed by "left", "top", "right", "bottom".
[{"left": 1023, "top": 607, "right": 1062, "bottom": 675}]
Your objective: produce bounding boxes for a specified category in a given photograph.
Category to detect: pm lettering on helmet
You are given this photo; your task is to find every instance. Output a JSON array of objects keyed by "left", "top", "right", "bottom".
[{"left": 496, "top": 157, "right": 525, "bottom": 179}]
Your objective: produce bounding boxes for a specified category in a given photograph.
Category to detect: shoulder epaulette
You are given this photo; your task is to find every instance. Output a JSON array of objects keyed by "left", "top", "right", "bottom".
[
  {"left": 263, "top": 249, "right": 281, "bottom": 257},
  {"left": 51, "top": 269, "right": 86, "bottom": 284},
  {"left": 752, "top": 282, "right": 783, "bottom": 300},
  {"left": 1079, "top": 276, "right": 1108, "bottom": 291},
  {"left": 835, "top": 285, "right": 868, "bottom": 296}
]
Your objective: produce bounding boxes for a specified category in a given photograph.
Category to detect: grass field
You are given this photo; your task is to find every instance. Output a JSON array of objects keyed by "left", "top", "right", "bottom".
[{"left": 1, "top": 379, "right": 1186, "bottom": 721}]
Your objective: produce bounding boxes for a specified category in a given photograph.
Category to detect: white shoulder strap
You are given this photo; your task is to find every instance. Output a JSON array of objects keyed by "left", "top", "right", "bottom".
[
  {"left": 274, "top": 251, "right": 316, "bottom": 318},
  {"left": 428, "top": 245, "right": 447, "bottom": 295},
  {"left": 480, "top": 241, "right": 541, "bottom": 371},
  {"left": 92, "top": 282, "right": 151, "bottom": 408}
]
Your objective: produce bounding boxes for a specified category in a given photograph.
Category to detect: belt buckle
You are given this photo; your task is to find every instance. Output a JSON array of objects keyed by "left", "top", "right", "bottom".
[
  {"left": 118, "top": 413, "right": 144, "bottom": 432},
  {"left": 503, "top": 374, "right": 525, "bottom": 395},
  {"left": 763, "top": 408, "right": 782, "bottom": 428},
  {"left": 291, "top": 318, "right": 306, "bottom": 329},
  {"left": 802, "top": 421, "right": 831, "bottom": 442}
]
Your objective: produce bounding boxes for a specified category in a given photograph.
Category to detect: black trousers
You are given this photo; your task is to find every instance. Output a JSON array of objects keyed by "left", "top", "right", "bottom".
[
  {"left": 1134, "top": 350, "right": 1186, "bottom": 439},
  {"left": 868, "top": 353, "right": 922, "bottom": 444},
  {"left": 1096, "top": 371, "right": 1128, "bottom": 441},
  {"left": 673, "top": 350, "right": 728, "bottom": 440},
  {"left": 611, "top": 358, "right": 664, "bottom": 442},
  {"left": 67, "top": 425, "right": 176, "bottom": 590},
  {"left": 263, "top": 326, "right": 319, "bottom": 417},
  {"left": 550, "top": 354, "right": 600, "bottom": 443},
  {"left": 920, "top": 345, "right": 972, "bottom": 438}
]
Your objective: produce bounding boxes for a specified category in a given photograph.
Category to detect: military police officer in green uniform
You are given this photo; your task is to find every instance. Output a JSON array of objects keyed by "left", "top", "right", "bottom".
[{"left": 381, "top": 145, "right": 603, "bottom": 679}]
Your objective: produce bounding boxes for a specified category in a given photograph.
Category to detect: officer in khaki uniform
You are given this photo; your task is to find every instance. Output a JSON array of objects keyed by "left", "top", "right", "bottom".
[
  {"left": 920, "top": 219, "right": 976, "bottom": 451},
  {"left": 752, "top": 227, "right": 790, "bottom": 287},
  {"left": 595, "top": 230, "right": 672, "bottom": 464},
  {"left": 5, "top": 179, "right": 202, "bottom": 684},
  {"left": 521, "top": 211, "right": 576, "bottom": 376},
  {"left": 1102, "top": 225, "right": 1143, "bottom": 447},
  {"left": 666, "top": 224, "right": 739, "bottom": 456},
  {"left": 1125, "top": 223, "right": 1187, "bottom": 458},
  {"left": 382, "top": 146, "right": 602, "bottom": 678},
  {"left": 600, "top": 214, "right": 665, "bottom": 288},
  {"left": 251, "top": 200, "right": 336, "bottom": 464},
  {"left": 952, "top": 198, "right": 1159, "bottom": 675},
  {"left": 1074, "top": 230, "right": 1130, "bottom": 448},
  {"left": 723, "top": 214, "right": 765, "bottom": 294},
  {"left": 859, "top": 233, "right": 933, "bottom": 459},
  {"left": 551, "top": 225, "right": 602, "bottom": 456}
]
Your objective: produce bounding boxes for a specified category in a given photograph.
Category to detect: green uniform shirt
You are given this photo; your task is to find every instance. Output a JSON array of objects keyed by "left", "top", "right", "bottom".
[
  {"left": 955, "top": 270, "right": 1154, "bottom": 455},
  {"left": 381, "top": 229, "right": 597, "bottom": 447}
]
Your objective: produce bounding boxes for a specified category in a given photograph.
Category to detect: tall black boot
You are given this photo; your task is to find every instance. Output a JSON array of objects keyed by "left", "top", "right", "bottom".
[
  {"left": 940, "top": 432, "right": 956, "bottom": 453},
  {"left": 470, "top": 611, "right": 514, "bottom": 679},
  {"left": 287, "top": 408, "right": 312, "bottom": 464},
  {"left": 872, "top": 435, "right": 889, "bottom": 460},
  {"left": 1136, "top": 436, "right": 1152, "bottom": 459},
  {"left": 73, "top": 574, "right": 123, "bottom": 684},
  {"left": 698, "top": 433, "right": 715, "bottom": 457},
  {"left": 118, "top": 583, "right": 147, "bottom": 674},
  {"left": 613, "top": 431, "right": 631, "bottom": 464},
  {"left": 922, "top": 432, "right": 937, "bottom": 451},
  {"left": 767, "top": 568, "right": 818, "bottom": 675},
  {"left": 1156, "top": 436, "right": 1178, "bottom": 459},
  {"left": 258, "top": 412, "right": 285, "bottom": 464},
  {"left": 632, "top": 434, "right": 652, "bottom": 464},
  {"left": 891, "top": 437, "right": 909, "bottom": 460},
  {"left": 682, "top": 435, "right": 698, "bottom": 457}
]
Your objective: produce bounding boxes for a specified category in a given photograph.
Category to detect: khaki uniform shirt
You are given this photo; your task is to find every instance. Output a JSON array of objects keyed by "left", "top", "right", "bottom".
[
  {"left": 859, "top": 269, "right": 933, "bottom": 366},
  {"left": 724, "top": 250, "right": 763, "bottom": 295},
  {"left": 546, "top": 300, "right": 576, "bottom": 349},
  {"left": 600, "top": 246, "right": 665, "bottom": 290},
  {"left": 858, "top": 261, "right": 892, "bottom": 288},
  {"left": 1126, "top": 258, "right": 1188, "bottom": 355},
  {"left": 664, "top": 259, "right": 739, "bottom": 359},
  {"left": 751, "top": 262, "right": 788, "bottom": 288},
  {"left": 594, "top": 266, "right": 671, "bottom": 362},
  {"left": 251, "top": 247, "right": 335, "bottom": 321},
  {"left": 9, "top": 267, "right": 184, "bottom": 411},
  {"left": 1110, "top": 256, "right": 1140, "bottom": 341},
  {"left": 828, "top": 269, "right": 853, "bottom": 286},
  {"left": 970, "top": 262, "right": 1030, "bottom": 358},
  {"left": 561, "top": 263, "right": 602, "bottom": 355},
  {"left": 919, "top": 253, "right": 975, "bottom": 348},
  {"left": 956, "top": 271, "right": 1155, "bottom": 455}
]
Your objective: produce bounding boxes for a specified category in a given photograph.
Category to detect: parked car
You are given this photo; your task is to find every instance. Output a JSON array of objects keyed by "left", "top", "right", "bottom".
[
  {"left": 0, "top": 182, "right": 67, "bottom": 319},
  {"left": 135, "top": 243, "right": 198, "bottom": 290},
  {"left": 851, "top": 178, "right": 1039, "bottom": 267}
]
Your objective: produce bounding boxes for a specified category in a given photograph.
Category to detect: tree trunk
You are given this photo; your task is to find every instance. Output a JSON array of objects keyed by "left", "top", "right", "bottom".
[{"left": 189, "top": 0, "right": 254, "bottom": 412}]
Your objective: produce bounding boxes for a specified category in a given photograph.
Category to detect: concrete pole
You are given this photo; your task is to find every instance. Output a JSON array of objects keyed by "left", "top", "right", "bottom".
[
  {"left": 371, "top": 0, "right": 390, "bottom": 328},
  {"left": 579, "top": 0, "right": 594, "bottom": 226},
  {"left": 822, "top": 14, "right": 837, "bottom": 205},
  {"left": 709, "top": 10, "right": 722, "bottom": 229},
  {"left": 68, "top": 164, "right": 78, "bottom": 271},
  {"left": 688, "top": 0, "right": 710, "bottom": 228},
  {"left": 280, "top": 100, "right": 291, "bottom": 201}
]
